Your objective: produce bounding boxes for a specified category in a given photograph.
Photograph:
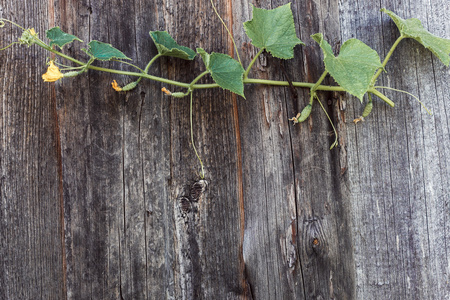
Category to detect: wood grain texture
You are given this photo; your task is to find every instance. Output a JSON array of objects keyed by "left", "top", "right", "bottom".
[
  {"left": 0, "top": 0, "right": 449, "bottom": 299},
  {"left": 339, "top": 1, "right": 450, "bottom": 299}
]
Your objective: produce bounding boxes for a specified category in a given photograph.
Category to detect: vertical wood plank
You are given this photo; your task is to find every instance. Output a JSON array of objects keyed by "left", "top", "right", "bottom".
[
  {"left": 339, "top": 0, "right": 450, "bottom": 299},
  {"left": 0, "top": 1, "right": 65, "bottom": 299}
]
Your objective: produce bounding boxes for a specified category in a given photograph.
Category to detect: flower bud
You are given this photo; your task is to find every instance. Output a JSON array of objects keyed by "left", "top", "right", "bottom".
[{"left": 18, "top": 28, "right": 37, "bottom": 46}]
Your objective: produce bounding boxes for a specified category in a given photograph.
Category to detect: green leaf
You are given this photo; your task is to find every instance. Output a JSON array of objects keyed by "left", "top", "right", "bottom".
[
  {"left": 150, "top": 31, "right": 196, "bottom": 60},
  {"left": 243, "top": 3, "right": 304, "bottom": 59},
  {"left": 196, "top": 48, "right": 210, "bottom": 68},
  {"left": 381, "top": 8, "right": 450, "bottom": 66},
  {"left": 312, "top": 33, "right": 382, "bottom": 101},
  {"left": 197, "top": 48, "right": 245, "bottom": 98},
  {"left": 46, "top": 27, "right": 83, "bottom": 49},
  {"left": 87, "top": 40, "right": 131, "bottom": 61}
]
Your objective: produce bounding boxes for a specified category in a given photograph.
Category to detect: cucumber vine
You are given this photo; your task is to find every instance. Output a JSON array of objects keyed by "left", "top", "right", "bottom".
[{"left": 1, "top": 3, "right": 449, "bottom": 178}]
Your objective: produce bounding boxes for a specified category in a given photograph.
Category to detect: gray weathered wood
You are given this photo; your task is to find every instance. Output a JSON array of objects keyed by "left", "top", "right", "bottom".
[
  {"left": 0, "top": 0, "right": 449, "bottom": 299},
  {"left": 339, "top": 1, "right": 450, "bottom": 299}
]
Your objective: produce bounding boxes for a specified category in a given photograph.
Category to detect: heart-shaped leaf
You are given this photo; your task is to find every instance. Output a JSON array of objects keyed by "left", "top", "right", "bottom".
[
  {"left": 381, "top": 8, "right": 450, "bottom": 66},
  {"left": 312, "top": 33, "right": 382, "bottom": 101},
  {"left": 197, "top": 48, "right": 245, "bottom": 98},
  {"left": 86, "top": 40, "right": 131, "bottom": 61},
  {"left": 150, "top": 31, "right": 196, "bottom": 60},
  {"left": 46, "top": 27, "right": 83, "bottom": 49},
  {"left": 243, "top": 3, "right": 304, "bottom": 59}
]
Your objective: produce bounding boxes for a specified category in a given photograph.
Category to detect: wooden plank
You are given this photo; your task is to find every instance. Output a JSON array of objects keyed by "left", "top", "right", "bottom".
[
  {"left": 232, "top": 0, "right": 355, "bottom": 298},
  {"left": 53, "top": 0, "right": 126, "bottom": 298},
  {"left": 160, "top": 0, "right": 247, "bottom": 297},
  {"left": 0, "top": 1, "right": 65, "bottom": 299},
  {"left": 339, "top": 0, "right": 450, "bottom": 299}
]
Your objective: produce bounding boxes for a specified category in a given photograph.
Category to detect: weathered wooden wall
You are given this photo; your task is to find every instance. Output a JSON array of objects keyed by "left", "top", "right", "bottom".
[{"left": 1, "top": 0, "right": 449, "bottom": 299}]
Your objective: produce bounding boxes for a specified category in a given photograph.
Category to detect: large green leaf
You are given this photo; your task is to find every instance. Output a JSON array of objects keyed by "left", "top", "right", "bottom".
[
  {"left": 243, "top": 3, "right": 304, "bottom": 59},
  {"left": 150, "top": 31, "right": 196, "bottom": 60},
  {"left": 46, "top": 27, "right": 83, "bottom": 49},
  {"left": 86, "top": 40, "right": 131, "bottom": 61},
  {"left": 381, "top": 8, "right": 450, "bottom": 66},
  {"left": 197, "top": 48, "right": 245, "bottom": 98},
  {"left": 312, "top": 33, "right": 382, "bottom": 101}
]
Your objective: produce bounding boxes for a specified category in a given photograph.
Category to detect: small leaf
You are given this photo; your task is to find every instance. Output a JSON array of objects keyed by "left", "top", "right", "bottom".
[
  {"left": 243, "top": 3, "right": 304, "bottom": 59},
  {"left": 197, "top": 48, "right": 245, "bottom": 98},
  {"left": 196, "top": 48, "right": 210, "bottom": 68},
  {"left": 150, "top": 31, "right": 196, "bottom": 60},
  {"left": 46, "top": 27, "right": 83, "bottom": 49},
  {"left": 87, "top": 40, "right": 131, "bottom": 61},
  {"left": 381, "top": 8, "right": 450, "bottom": 66},
  {"left": 312, "top": 33, "right": 382, "bottom": 101}
]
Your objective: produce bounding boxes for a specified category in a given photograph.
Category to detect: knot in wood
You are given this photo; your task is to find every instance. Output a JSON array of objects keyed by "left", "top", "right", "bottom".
[
  {"left": 312, "top": 238, "right": 320, "bottom": 246},
  {"left": 190, "top": 179, "right": 208, "bottom": 201},
  {"left": 178, "top": 196, "right": 192, "bottom": 214},
  {"left": 303, "top": 217, "right": 328, "bottom": 256}
]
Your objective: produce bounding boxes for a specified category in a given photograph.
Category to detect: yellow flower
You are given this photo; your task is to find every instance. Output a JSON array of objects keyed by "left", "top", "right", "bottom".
[
  {"left": 29, "top": 28, "right": 37, "bottom": 36},
  {"left": 353, "top": 116, "right": 364, "bottom": 124},
  {"left": 161, "top": 87, "right": 171, "bottom": 95},
  {"left": 111, "top": 80, "right": 122, "bottom": 91},
  {"left": 42, "top": 61, "right": 64, "bottom": 82}
]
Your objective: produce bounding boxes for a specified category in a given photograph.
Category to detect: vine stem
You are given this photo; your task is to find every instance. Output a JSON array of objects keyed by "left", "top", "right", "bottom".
[
  {"left": 143, "top": 53, "right": 162, "bottom": 74},
  {"left": 316, "top": 95, "right": 338, "bottom": 149},
  {"left": 311, "top": 71, "right": 328, "bottom": 92},
  {"left": 0, "top": 18, "right": 26, "bottom": 30},
  {"left": 374, "top": 85, "right": 431, "bottom": 114},
  {"left": 243, "top": 48, "right": 264, "bottom": 79},
  {"left": 28, "top": 35, "right": 349, "bottom": 93},
  {"left": 134, "top": 53, "right": 162, "bottom": 85},
  {"left": 369, "top": 88, "right": 395, "bottom": 107},
  {"left": 209, "top": 0, "right": 241, "bottom": 65},
  {"left": 190, "top": 70, "right": 210, "bottom": 88},
  {"left": 243, "top": 78, "right": 345, "bottom": 91},
  {"left": 371, "top": 35, "right": 405, "bottom": 85},
  {"left": 190, "top": 92, "right": 205, "bottom": 178}
]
